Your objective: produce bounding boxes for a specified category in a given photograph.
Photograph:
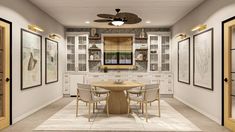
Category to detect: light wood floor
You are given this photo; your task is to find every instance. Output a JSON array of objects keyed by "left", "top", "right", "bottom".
[{"left": 1, "top": 97, "right": 231, "bottom": 132}]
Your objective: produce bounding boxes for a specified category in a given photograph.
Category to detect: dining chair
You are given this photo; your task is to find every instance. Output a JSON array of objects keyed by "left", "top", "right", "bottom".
[
  {"left": 127, "top": 84, "right": 160, "bottom": 122},
  {"left": 76, "top": 83, "right": 109, "bottom": 122},
  {"left": 126, "top": 86, "right": 143, "bottom": 109}
]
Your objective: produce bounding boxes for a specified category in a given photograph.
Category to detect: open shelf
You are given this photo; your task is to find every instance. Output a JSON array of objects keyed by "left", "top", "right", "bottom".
[
  {"left": 89, "top": 60, "right": 101, "bottom": 62},
  {"left": 89, "top": 37, "right": 101, "bottom": 40},
  {"left": 135, "top": 48, "right": 148, "bottom": 51},
  {"left": 135, "top": 37, "right": 147, "bottom": 40},
  {"left": 89, "top": 48, "right": 101, "bottom": 51}
]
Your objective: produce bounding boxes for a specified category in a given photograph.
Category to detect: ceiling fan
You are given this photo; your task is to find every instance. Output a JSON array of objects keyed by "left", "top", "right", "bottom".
[{"left": 94, "top": 9, "right": 142, "bottom": 26}]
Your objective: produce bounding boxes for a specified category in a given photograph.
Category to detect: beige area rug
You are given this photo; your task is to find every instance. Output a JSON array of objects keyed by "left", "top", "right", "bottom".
[{"left": 35, "top": 100, "right": 201, "bottom": 131}]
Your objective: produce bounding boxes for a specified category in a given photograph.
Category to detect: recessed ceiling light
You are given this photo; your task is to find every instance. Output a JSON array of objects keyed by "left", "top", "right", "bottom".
[
  {"left": 85, "top": 21, "right": 90, "bottom": 24},
  {"left": 146, "top": 21, "right": 151, "bottom": 24}
]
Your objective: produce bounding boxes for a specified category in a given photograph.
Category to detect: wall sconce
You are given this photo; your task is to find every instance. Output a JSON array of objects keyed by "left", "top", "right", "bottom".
[
  {"left": 49, "top": 33, "right": 61, "bottom": 39},
  {"left": 191, "top": 24, "right": 207, "bottom": 32},
  {"left": 176, "top": 33, "right": 187, "bottom": 39},
  {"left": 28, "top": 24, "right": 44, "bottom": 32}
]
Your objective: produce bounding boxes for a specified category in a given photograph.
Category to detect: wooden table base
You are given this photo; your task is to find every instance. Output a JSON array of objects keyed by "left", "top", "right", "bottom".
[{"left": 105, "top": 91, "right": 128, "bottom": 114}]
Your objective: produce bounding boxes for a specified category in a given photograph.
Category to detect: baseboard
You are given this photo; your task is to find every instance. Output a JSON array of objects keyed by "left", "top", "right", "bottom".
[
  {"left": 12, "top": 95, "right": 63, "bottom": 124},
  {"left": 174, "top": 96, "right": 221, "bottom": 124}
]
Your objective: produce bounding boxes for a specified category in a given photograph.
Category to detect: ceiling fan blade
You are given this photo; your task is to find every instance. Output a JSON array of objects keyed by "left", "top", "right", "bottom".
[
  {"left": 124, "top": 17, "right": 142, "bottom": 24},
  {"left": 94, "top": 19, "right": 112, "bottom": 22},
  {"left": 97, "top": 14, "right": 115, "bottom": 19},
  {"left": 116, "top": 12, "right": 138, "bottom": 19}
]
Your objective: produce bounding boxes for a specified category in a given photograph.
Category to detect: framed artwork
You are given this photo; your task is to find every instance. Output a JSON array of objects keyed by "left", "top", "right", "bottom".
[
  {"left": 21, "top": 29, "right": 42, "bottom": 90},
  {"left": 45, "top": 38, "right": 58, "bottom": 84},
  {"left": 178, "top": 38, "right": 190, "bottom": 84},
  {"left": 193, "top": 28, "right": 214, "bottom": 90}
]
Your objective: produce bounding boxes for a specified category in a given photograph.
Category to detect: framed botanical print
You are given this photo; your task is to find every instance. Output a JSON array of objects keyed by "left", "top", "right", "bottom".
[
  {"left": 45, "top": 38, "right": 58, "bottom": 84},
  {"left": 193, "top": 28, "right": 214, "bottom": 90},
  {"left": 21, "top": 29, "right": 42, "bottom": 90},
  {"left": 178, "top": 38, "right": 190, "bottom": 84}
]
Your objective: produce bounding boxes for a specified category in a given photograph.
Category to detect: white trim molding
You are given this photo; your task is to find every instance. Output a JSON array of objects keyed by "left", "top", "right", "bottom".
[
  {"left": 12, "top": 96, "right": 63, "bottom": 124},
  {"left": 174, "top": 96, "right": 221, "bottom": 124}
]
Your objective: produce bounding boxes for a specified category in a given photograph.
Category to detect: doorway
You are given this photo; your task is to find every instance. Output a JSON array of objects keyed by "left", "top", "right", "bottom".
[
  {"left": 0, "top": 18, "right": 11, "bottom": 130},
  {"left": 223, "top": 16, "right": 235, "bottom": 131}
]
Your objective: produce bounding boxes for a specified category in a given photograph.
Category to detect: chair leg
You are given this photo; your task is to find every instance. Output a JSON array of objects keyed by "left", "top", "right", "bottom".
[
  {"left": 145, "top": 102, "right": 148, "bottom": 122},
  {"left": 88, "top": 103, "right": 91, "bottom": 122},
  {"left": 106, "top": 99, "right": 109, "bottom": 117},
  {"left": 86, "top": 102, "right": 88, "bottom": 106},
  {"left": 127, "top": 98, "right": 130, "bottom": 117},
  {"left": 150, "top": 102, "right": 152, "bottom": 106},
  {"left": 141, "top": 102, "right": 144, "bottom": 114},
  {"left": 76, "top": 100, "right": 79, "bottom": 117},
  {"left": 158, "top": 100, "right": 161, "bottom": 117},
  {"left": 93, "top": 103, "right": 95, "bottom": 114}
]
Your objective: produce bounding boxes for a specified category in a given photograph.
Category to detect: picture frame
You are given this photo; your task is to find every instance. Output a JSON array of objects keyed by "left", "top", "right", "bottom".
[
  {"left": 193, "top": 28, "right": 214, "bottom": 90},
  {"left": 45, "top": 38, "right": 58, "bottom": 84},
  {"left": 178, "top": 38, "right": 190, "bottom": 84},
  {"left": 21, "top": 29, "right": 42, "bottom": 90}
]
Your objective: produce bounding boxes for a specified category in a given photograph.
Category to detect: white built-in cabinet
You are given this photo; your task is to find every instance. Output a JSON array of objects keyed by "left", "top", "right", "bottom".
[
  {"left": 66, "top": 33, "right": 89, "bottom": 72},
  {"left": 147, "top": 32, "right": 171, "bottom": 72},
  {"left": 64, "top": 32, "right": 173, "bottom": 96},
  {"left": 63, "top": 73, "right": 173, "bottom": 96}
]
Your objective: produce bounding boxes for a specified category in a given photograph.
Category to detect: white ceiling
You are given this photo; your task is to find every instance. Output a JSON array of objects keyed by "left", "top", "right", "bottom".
[{"left": 29, "top": 0, "right": 205, "bottom": 28}]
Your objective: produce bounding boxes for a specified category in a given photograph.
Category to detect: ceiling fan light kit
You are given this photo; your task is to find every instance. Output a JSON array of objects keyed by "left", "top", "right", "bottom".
[
  {"left": 94, "top": 8, "right": 142, "bottom": 26},
  {"left": 111, "top": 18, "right": 124, "bottom": 26}
]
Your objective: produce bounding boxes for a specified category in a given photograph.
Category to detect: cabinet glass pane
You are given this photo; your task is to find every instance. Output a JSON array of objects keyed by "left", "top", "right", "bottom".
[
  {"left": 67, "top": 64, "right": 75, "bottom": 71},
  {"left": 67, "top": 45, "right": 75, "bottom": 54},
  {"left": 67, "top": 36, "right": 75, "bottom": 45},
  {"left": 150, "top": 36, "right": 158, "bottom": 45},
  {"left": 161, "top": 36, "right": 170, "bottom": 71},
  {"left": 150, "top": 36, "right": 159, "bottom": 71},
  {"left": 67, "top": 36, "right": 76, "bottom": 71},
  {"left": 77, "top": 36, "right": 87, "bottom": 71},
  {"left": 67, "top": 54, "right": 75, "bottom": 71},
  {"left": 150, "top": 64, "right": 158, "bottom": 71},
  {"left": 78, "top": 36, "right": 87, "bottom": 44}
]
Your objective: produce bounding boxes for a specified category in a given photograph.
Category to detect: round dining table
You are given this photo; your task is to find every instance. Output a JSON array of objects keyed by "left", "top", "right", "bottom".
[{"left": 92, "top": 80, "right": 144, "bottom": 114}]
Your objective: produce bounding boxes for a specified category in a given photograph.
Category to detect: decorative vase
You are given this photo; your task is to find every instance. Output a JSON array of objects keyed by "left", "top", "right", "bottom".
[
  {"left": 90, "top": 28, "right": 96, "bottom": 37},
  {"left": 90, "top": 55, "right": 94, "bottom": 60},
  {"left": 140, "top": 28, "right": 145, "bottom": 38}
]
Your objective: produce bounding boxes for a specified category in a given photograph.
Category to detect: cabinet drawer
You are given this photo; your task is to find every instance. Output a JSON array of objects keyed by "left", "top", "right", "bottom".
[{"left": 152, "top": 75, "right": 161, "bottom": 78}]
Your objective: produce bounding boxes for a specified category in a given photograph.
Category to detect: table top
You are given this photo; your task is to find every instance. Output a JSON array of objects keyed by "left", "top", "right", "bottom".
[{"left": 92, "top": 80, "right": 144, "bottom": 91}]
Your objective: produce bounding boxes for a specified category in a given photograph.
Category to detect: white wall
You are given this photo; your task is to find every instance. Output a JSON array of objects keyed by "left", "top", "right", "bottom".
[
  {"left": 171, "top": 0, "right": 235, "bottom": 124},
  {"left": 0, "top": 0, "right": 66, "bottom": 123}
]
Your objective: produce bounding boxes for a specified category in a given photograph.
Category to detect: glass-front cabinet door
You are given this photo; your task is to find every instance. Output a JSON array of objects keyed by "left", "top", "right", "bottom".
[
  {"left": 149, "top": 35, "right": 159, "bottom": 71},
  {"left": 77, "top": 35, "right": 88, "bottom": 71},
  {"left": 161, "top": 36, "right": 170, "bottom": 71},
  {"left": 66, "top": 36, "right": 76, "bottom": 71},
  {"left": 148, "top": 33, "right": 171, "bottom": 72},
  {"left": 66, "top": 34, "right": 88, "bottom": 72}
]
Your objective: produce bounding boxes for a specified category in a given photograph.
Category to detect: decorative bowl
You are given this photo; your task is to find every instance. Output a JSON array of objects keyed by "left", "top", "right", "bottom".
[{"left": 114, "top": 79, "right": 124, "bottom": 84}]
